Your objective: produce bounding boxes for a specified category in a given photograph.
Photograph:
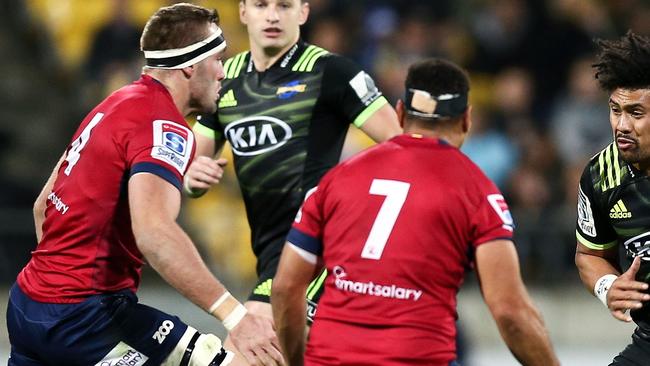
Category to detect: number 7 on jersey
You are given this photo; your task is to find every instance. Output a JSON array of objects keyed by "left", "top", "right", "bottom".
[{"left": 361, "top": 179, "right": 410, "bottom": 260}]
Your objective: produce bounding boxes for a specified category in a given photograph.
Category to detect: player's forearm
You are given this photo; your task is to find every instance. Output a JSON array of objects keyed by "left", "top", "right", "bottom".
[
  {"left": 135, "top": 221, "right": 226, "bottom": 312},
  {"left": 494, "top": 304, "right": 559, "bottom": 366},
  {"left": 272, "top": 285, "right": 307, "bottom": 365},
  {"left": 575, "top": 250, "right": 621, "bottom": 294}
]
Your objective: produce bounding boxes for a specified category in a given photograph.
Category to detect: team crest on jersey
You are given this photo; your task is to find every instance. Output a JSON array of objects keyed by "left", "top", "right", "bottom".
[
  {"left": 225, "top": 116, "right": 292, "bottom": 156},
  {"left": 276, "top": 80, "right": 307, "bottom": 100},
  {"left": 94, "top": 341, "right": 148, "bottom": 366},
  {"left": 578, "top": 187, "right": 597, "bottom": 237},
  {"left": 349, "top": 71, "right": 381, "bottom": 106},
  {"left": 487, "top": 194, "right": 514, "bottom": 231},
  {"left": 151, "top": 120, "right": 194, "bottom": 174}
]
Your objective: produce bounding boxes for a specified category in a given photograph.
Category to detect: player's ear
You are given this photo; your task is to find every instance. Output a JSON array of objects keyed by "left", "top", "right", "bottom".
[
  {"left": 396, "top": 99, "right": 406, "bottom": 129},
  {"left": 299, "top": 1, "right": 309, "bottom": 25},
  {"left": 239, "top": 1, "right": 248, "bottom": 25},
  {"left": 181, "top": 65, "right": 194, "bottom": 79},
  {"left": 462, "top": 105, "right": 472, "bottom": 134}
]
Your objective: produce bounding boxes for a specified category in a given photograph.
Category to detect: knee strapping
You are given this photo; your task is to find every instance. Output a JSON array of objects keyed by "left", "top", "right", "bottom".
[{"left": 162, "top": 326, "right": 234, "bottom": 366}]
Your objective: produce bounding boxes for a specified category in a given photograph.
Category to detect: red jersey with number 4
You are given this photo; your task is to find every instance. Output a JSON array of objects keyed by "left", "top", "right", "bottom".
[
  {"left": 288, "top": 134, "right": 514, "bottom": 365},
  {"left": 17, "top": 75, "right": 195, "bottom": 303}
]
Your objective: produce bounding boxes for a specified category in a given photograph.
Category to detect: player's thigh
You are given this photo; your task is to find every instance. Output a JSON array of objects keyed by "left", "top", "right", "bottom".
[
  {"left": 306, "top": 269, "right": 328, "bottom": 324},
  {"left": 248, "top": 255, "right": 280, "bottom": 303},
  {"left": 8, "top": 347, "right": 45, "bottom": 366},
  {"left": 610, "top": 328, "right": 650, "bottom": 366}
]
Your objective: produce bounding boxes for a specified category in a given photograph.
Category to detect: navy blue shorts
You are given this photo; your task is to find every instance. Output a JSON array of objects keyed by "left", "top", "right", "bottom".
[{"left": 7, "top": 283, "right": 188, "bottom": 366}]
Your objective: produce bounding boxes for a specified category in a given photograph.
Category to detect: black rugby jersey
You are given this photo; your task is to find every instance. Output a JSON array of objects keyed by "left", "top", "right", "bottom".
[
  {"left": 195, "top": 40, "right": 388, "bottom": 270},
  {"left": 577, "top": 142, "right": 650, "bottom": 321}
]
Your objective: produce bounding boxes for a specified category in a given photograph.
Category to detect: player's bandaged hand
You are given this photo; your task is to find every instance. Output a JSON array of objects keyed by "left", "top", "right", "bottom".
[
  {"left": 183, "top": 156, "right": 227, "bottom": 197},
  {"left": 209, "top": 292, "right": 285, "bottom": 366},
  {"left": 606, "top": 257, "right": 650, "bottom": 322}
]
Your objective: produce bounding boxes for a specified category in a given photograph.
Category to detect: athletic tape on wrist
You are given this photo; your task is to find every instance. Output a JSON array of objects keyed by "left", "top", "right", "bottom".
[
  {"left": 208, "top": 291, "right": 231, "bottom": 314},
  {"left": 594, "top": 274, "right": 618, "bottom": 307},
  {"left": 223, "top": 304, "right": 248, "bottom": 331}
]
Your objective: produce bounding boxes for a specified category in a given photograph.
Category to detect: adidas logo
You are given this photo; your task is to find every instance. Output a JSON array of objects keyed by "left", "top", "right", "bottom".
[
  {"left": 218, "top": 90, "right": 237, "bottom": 108},
  {"left": 253, "top": 278, "right": 272, "bottom": 297},
  {"left": 610, "top": 199, "right": 632, "bottom": 219}
]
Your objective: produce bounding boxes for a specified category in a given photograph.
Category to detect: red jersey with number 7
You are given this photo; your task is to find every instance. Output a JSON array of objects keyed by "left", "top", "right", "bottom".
[
  {"left": 288, "top": 134, "right": 514, "bottom": 365},
  {"left": 17, "top": 75, "right": 195, "bottom": 303}
]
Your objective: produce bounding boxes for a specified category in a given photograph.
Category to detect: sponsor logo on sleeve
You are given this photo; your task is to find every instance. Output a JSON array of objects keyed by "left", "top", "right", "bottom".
[
  {"left": 349, "top": 71, "right": 381, "bottom": 106},
  {"left": 487, "top": 194, "right": 514, "bottom": 231},
  {"left": 577, "top": 187, "right": 597, "bottom": 237},
  {"left": 151, "top": 120, "right": 194, "bottom": 174},
  {"left": 94, "top": 341, "right": 148, "bottom": 366}
]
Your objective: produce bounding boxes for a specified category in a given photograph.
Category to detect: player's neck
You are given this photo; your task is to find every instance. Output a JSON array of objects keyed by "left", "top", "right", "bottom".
[
  {"left": 634, "top": 161, "right": 650, "bottom": 176},
  {"left": 249, "top": 39, "right": 298, "bottom": 72},
  {"left": 143, "top": 70, "right": 191, "bottom": 116},
  {"left": 404, "top": 127, "right": 464, "bottom": 148}
]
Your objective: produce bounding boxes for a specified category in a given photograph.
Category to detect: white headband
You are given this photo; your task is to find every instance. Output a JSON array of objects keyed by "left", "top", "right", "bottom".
[{"left": 143, "top": 28, "right": 226, "bottom": 69}]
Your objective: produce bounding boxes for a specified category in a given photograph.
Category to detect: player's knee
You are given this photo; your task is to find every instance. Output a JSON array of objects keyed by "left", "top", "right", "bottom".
[{"left": 162, "top": 326, "right": 234, "bottom": 366}]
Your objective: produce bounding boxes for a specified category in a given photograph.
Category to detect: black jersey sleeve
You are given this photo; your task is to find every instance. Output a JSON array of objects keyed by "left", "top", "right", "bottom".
[
  {"left": 576, "top": 161, "right": 618, "bottom": 250},
  {"left": 193, "top": 113, "right": 224, "bottom": 141},
  {"left": 320, "top": 55, "right": 388, "bottom": 128}
]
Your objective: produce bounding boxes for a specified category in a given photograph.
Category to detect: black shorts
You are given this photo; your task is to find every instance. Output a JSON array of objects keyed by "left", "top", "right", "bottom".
[
  {"left": 611, "top": 326, "right": 650, "bottom": 365},
  {"left": 247, "top": 252, "right": 328, "bottom": 325}
]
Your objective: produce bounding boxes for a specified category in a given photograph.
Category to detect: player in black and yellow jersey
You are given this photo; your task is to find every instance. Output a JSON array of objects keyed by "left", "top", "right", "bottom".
[
  {"left": 184, "top": 1, "right": 400, "bottom": 364},
  {"left": 575, "top": 31, "right": 650, "bottom": 365}
]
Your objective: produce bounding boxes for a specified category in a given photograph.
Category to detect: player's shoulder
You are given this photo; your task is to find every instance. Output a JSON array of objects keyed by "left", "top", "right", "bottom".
[
  {"left": 583, "top": 142, "right": 627, "bottom": 193},
  {"left": 100, "top": 78, "right": 183, "bottom": 129},
  {"left": 101, "top": 81, "right": 156, "bottom": 117},
  {"left": 289, "top": 43, "right": 332, "bottom": 73},
  {"left": 291, "top": 42, "right": 367, "bottom": 77},
  {"left": 456, "top": 148, "right": 498, "bottom": 186},
  {"left": 222, "top": 51, "right": 250, "bottom": 80}
]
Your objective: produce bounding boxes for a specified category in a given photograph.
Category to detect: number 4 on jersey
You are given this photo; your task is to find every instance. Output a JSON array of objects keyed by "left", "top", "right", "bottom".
[
  {"left": 64, "top": 112, "right": 104, "bottom": 176},
  {"left": 361, "top": 179, "right": 410, "bottom": 260}
]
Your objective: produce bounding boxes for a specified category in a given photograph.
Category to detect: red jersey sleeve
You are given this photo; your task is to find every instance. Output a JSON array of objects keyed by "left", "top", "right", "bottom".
[
  {"left": 288, "top": 183, "right": 327, "bottom": 255},
  {"left": 126, "top": 119, "right": 195, "bottom": 191},
  {"left": 470, "top": 177, "right": 515, "bottom": 248}
]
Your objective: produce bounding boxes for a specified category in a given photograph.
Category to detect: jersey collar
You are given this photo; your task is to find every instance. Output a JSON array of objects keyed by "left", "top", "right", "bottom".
[
  {"left": 392, "top": 133, "right": 452, "bottom": 148},
  {"left": 246, "top": 40, "right": 308, "bottom": 74}
]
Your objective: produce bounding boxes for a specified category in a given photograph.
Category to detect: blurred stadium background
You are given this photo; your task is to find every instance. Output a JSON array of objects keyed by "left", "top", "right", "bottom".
[{"left": 0, "top": 0, "right": 648, "bottom": 364}]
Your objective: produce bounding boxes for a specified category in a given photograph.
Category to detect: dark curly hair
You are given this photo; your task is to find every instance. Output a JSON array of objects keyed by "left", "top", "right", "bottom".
[
  {"left": 593, "top": 31, "right": 650, "bottom": 92},
  {"left": 406, "top": 58, "right": 469, "bottom": 98}
]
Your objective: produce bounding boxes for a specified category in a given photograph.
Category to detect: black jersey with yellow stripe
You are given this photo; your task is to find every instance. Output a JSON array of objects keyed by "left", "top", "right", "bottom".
[
  {"left": 577, "top": 142, "right": 650, "bottom": 277},
  {"left": 194, "top": 40, "right": 388, "bottom": 271}
]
